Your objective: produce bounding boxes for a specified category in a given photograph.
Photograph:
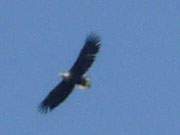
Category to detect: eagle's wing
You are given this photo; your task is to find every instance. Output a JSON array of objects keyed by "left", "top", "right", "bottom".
[
  {"left": 39, "top": 80, "right": 75, "bottom": 113},
  {"left": 70, "top": 33, "right": 101, "bottom": 77}
]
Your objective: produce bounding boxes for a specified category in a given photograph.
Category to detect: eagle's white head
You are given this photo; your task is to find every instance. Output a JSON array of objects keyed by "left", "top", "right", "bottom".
[{"left": 59, "top": 72, "right": 71, "bottom": 80}]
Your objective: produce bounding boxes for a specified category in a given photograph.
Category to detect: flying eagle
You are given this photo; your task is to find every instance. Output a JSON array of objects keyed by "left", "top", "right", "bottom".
[{"left": 39, "top": 33, "right": 101, "bottom": 113}]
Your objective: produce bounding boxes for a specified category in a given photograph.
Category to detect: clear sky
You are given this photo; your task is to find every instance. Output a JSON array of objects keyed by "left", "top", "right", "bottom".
[{"left": 0, "top": 0, "right": 180, "bottom": 134}]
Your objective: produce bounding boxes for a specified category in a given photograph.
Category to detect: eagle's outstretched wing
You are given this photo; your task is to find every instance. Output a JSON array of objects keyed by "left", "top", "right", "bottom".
[
  {"left": 70, "top": 33, "right": 101, "bottom": 77},
  {"left": 39, "top": 80, "right": 75, "bottom": 113}
]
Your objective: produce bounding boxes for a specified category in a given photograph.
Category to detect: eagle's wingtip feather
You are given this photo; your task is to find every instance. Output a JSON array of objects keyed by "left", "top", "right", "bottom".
[{"left": 86, "top": 33, "right": 101, "bottom": 44}]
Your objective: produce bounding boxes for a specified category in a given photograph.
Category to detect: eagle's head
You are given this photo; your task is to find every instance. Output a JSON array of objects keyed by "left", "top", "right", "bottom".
[{"left": 59, "top": 72, "right": 71, "bottom": 80}]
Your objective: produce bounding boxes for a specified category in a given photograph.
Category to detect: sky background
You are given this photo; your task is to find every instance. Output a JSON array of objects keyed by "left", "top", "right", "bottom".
[{"left": 0, "top": 0, "right": 180, "bottom": 134}]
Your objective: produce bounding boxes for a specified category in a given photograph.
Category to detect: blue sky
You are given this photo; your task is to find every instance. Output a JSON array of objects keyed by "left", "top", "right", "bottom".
[{"left": 0, "top": 0, "right": 180, "bottom": 134}]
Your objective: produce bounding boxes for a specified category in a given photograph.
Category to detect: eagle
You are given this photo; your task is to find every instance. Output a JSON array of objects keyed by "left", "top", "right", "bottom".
[{"left": 39, "top": 33, "right": 101, "bottom": 113}]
